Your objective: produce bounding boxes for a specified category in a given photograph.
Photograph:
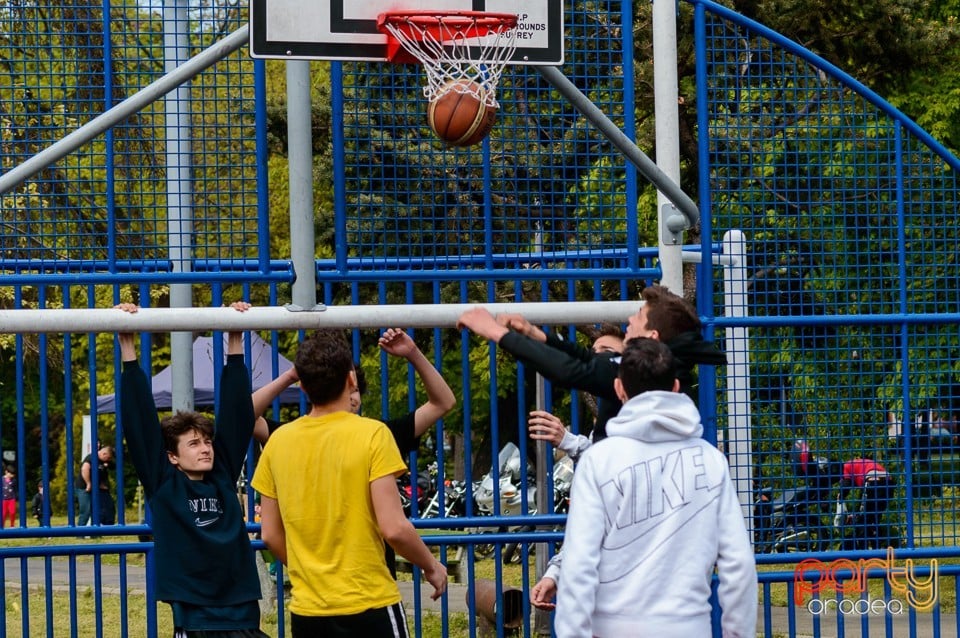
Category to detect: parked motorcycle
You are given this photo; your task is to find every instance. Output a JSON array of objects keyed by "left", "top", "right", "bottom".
[
  {"left": 753, "top": 440, "right": 840, "bottom": 553},
  {"left": 420, "top": 476, "right": 469, "bottom": 519},
  {"left": 472, "top": 443, "right": 577, "bottom": 564},
  {"left": 500, "top": 453, "right": 575, "bottom": 563},
  {"left": 471, "top": 442, "right": 539, "bottom": 561},
  {"left": 397, "top": 463, "right": 435, "bottom": 517},
  {"left": 474, "top": 442, "right": 537, "bottom": 517}
]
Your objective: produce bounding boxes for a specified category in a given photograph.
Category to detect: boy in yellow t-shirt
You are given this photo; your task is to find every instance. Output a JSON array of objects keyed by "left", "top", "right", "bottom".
[{"left": 251, "top": 329, "right": 446, "bottom": 637}]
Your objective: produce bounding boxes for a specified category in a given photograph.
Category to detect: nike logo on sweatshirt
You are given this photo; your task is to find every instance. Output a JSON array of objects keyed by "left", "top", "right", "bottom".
[{"left": 597, "top": 444, "right": 724, "bottom": 580}]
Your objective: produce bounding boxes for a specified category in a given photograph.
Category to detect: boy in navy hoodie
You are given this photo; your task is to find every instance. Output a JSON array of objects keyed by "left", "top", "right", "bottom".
[{"left": 117, "top": 302, "right": 268, "bottom": 638}]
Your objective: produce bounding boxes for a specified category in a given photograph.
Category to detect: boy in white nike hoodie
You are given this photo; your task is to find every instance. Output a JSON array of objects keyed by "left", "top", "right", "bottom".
[{"left": 554, "top": 338, "right": 757, "bottom": 638}]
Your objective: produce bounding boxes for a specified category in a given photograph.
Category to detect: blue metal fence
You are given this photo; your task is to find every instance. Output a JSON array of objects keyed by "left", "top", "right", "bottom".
[{"left": 1, "top": 0, "right": 959, "bottom": 636}]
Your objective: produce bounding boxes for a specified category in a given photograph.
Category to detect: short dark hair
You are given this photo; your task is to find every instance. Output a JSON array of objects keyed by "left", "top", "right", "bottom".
[
  {"left": 295, "top": 329, "right": 355, "bottom": 406},
  {"left": 160, "top": 412, "right": 214, "bottom": 455},
  {"left": 597, "top": 322, "right": 625, "bottom": 340},
  {"left": 641, "top": 285, "right": 701, "bottom": 343},
  {"left": 617, "top": 338, "right": 677, "bottom": 398}
]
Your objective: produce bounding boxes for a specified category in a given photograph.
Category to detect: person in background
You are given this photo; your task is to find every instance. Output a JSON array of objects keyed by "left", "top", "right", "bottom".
[
  {"left": 76, "top": 444, "right": 116, "bottom": 526},
  {"left": 2, "top": 466, "right": 16, "bottom": 528},
  {"left": 554, "top": 338, "right": 756, "bottom": 637},
  {"left": 458, "top": 286, "right": 726, "bottom": 611},
  {"left": 31, "top": 480, "right": 48, "bottom": 527},
  {"left": 835, "top": 457, "right": 896, "bottom": 550}
]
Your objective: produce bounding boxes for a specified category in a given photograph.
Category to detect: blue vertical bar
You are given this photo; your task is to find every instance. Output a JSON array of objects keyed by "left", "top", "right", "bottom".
[
  {"left": 622, "top": 0, "right": 638, "bottom": 271},
  {"left": 332, "top": 61, "right": 348, "bottom": 273},
  {"left": 103, "top": 0, "right": 117, "bottom": 271}
]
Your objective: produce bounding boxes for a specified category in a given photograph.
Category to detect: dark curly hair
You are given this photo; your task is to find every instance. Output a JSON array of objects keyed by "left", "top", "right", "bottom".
[
  {"left": 160, "top": 412, "right": 214, "bottom": 455},
  {"left": 295, "top": 329, "right": 355, "bottom": 406}
]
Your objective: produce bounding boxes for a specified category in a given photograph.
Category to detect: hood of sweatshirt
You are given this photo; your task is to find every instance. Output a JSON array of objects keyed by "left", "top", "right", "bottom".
[{"left": 604, "top": 390, "right": 703, "bottom": 442}]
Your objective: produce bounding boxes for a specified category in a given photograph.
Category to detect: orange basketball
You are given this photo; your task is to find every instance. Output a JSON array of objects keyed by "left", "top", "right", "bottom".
[{"left": 427, "top": 80, "right": 497, "bottom": 147}]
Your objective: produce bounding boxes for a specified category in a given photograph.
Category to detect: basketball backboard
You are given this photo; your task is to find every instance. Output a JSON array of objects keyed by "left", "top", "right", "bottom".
[{"left": 249, "top": 0, "right": 563, "bottom": 64}]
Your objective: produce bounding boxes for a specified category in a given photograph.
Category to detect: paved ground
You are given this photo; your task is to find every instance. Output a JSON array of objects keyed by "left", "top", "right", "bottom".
[{"left": 5, "top": 557, "right": 956, "bottom": 637}]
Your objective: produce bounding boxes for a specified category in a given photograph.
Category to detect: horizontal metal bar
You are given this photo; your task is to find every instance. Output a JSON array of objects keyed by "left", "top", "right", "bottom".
[{"left": 0, "top": 301, "right": 642, "bottom": 334}]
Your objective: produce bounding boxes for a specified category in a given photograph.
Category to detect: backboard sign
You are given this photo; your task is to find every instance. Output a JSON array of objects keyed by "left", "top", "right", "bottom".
[{"left": 249, "top": 0, "right": 563, "bottom": 64}]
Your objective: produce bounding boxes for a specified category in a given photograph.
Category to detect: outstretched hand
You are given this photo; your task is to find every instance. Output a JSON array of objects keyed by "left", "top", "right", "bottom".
[
  {"left": 114, "top": 303, "right": 139, "bottom": 361},
  {"left": 528, "top": 410, "right": 568, "bottom": 447},
  {"left": 496, "top": 313, "right": 546, "bottom": 342},
  {"left": 226, "top": 301, "right": 251, "bottom": 354},
  {"left": 378, "top": 328, "right": 417, "bottom": 359},
  {"left": 456, "top": 308, "right": 509, "bottom": 343},
  {"left": 530, "top": 576, "right": 557, "bottom": 610}
]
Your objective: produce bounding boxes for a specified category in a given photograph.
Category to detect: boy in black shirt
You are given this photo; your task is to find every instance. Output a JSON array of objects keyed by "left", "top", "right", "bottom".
[{"left": 116, "top": 302, "right": 268, "bottom": 638}]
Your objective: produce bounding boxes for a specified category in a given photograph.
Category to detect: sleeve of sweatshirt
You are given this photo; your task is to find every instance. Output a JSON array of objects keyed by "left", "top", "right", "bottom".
[
  {"left": 214, "top": 354, "right": 255, "bottom": 481},
  {"left": 715, "top": 465, "right": 759, "bottom": 638},
  {"left": 558, "top": 431, "right": 592, "bottom": 462},
  {"left": 544, "top": 332, "right": 595, "bottom": 363},
  {"left": 554, "top": 453, "right": 604, "bottom": 638},
  {"left": 498, "top": 332, "right": 619, "bottom": 400},
  {"left": 120, "top": 361, "right": 166, "bottom": 498},
  {"left": 543, "top": 549, "right": 563, "bottom": 583}
]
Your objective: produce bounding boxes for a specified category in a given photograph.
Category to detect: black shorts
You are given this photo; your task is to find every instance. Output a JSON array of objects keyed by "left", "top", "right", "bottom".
[{"left": 291, "top": 602, "right": 409, "bottom": 638}]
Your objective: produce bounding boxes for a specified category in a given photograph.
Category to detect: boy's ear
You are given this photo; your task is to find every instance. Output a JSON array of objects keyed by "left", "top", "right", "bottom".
[
  {"left": 614, "top": 377, "right": 629, "bottom": 403},
  {"left": 166, "top": 450, "right": 180, "bottom": 468},
  {"left": 348, "top": 369, "right": 358, "bottom": 393}
]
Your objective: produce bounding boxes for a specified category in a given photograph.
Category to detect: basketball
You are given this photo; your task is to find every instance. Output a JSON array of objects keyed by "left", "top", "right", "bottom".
[{"left": 427, "top": 80, "right": 497, "bottom": 147}]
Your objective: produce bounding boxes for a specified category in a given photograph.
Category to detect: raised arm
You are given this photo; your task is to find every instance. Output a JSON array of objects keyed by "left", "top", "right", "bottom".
[
  {"left": 251, "top": 364, "right": 299, "bottom": 445},
  {"left": 225, "top": 301, "right": 250, "bottom": 355},
  {"left": 458, "top": 308, "right": 619, "bottom": 400},
  {"left": 379, "top": 328, "right": 455, "bottom": 438},
  {"left": 114, "top": 303, "right": 166, "bottom": 495},
  {"left": 215, "top": 302, "right": 255, "bottom": 479}
]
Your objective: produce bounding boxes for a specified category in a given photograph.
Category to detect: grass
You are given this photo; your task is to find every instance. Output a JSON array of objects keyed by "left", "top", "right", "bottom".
[{"left": 4, "top": 585, "right": 288, "bottom": 638}]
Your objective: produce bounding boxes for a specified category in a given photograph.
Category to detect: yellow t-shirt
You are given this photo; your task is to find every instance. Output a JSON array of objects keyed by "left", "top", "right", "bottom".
[{"left": 251, "top": 411, "right": 407, "bottom": 617}]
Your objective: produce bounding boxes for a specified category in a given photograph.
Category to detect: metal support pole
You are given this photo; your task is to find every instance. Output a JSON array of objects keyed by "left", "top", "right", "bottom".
[
  {"left": 164, "top": 0, "right": 195, "bottom": 412},
  {"left": 722, "top": 230, "right": 753, "bottom": 524},
  {"left": 286, "top": 61, "right": 318, "bottom": 309},
  {"left": 533, "top": 373, "right": 551, "bottom": 635},
  {"left": 652, "top": 0, "right": 685, "bottom": 293}
]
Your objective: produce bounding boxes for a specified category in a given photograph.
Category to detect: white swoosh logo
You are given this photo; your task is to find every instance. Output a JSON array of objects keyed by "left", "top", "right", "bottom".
[{"left": 195, "top": 517, "right": 218, "bottom": 527}]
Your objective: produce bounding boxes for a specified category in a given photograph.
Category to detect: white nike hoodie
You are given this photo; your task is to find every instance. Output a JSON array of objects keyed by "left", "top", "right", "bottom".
[{"left": 554, "top": 390, "right": 757, "bottom": 638}]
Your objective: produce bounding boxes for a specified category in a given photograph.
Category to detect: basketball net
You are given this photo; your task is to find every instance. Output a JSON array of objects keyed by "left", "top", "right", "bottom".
[{"left": 377, "top": 12, "right": 519, "bottom": 108}]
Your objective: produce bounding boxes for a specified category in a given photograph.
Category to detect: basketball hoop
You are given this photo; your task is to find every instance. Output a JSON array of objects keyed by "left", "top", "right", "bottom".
[{"left": 377, "top": 11, "right": 519, "bottom": 108}]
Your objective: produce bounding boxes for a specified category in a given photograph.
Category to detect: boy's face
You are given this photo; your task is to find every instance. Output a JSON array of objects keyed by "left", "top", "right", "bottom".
[
  {"left": 626, "top": 305, "right": 658, "bottom": 342},
  {"left": 167, "top": 428, "right": 214, "bottom": 480},
  {"left": 592, "top": 335, "right": 623, "bottom": 354}
]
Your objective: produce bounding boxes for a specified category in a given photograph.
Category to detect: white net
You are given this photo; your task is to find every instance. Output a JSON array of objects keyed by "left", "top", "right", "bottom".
[{"left": 379, "top": 12, "right": 518, "bottom": 108}]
